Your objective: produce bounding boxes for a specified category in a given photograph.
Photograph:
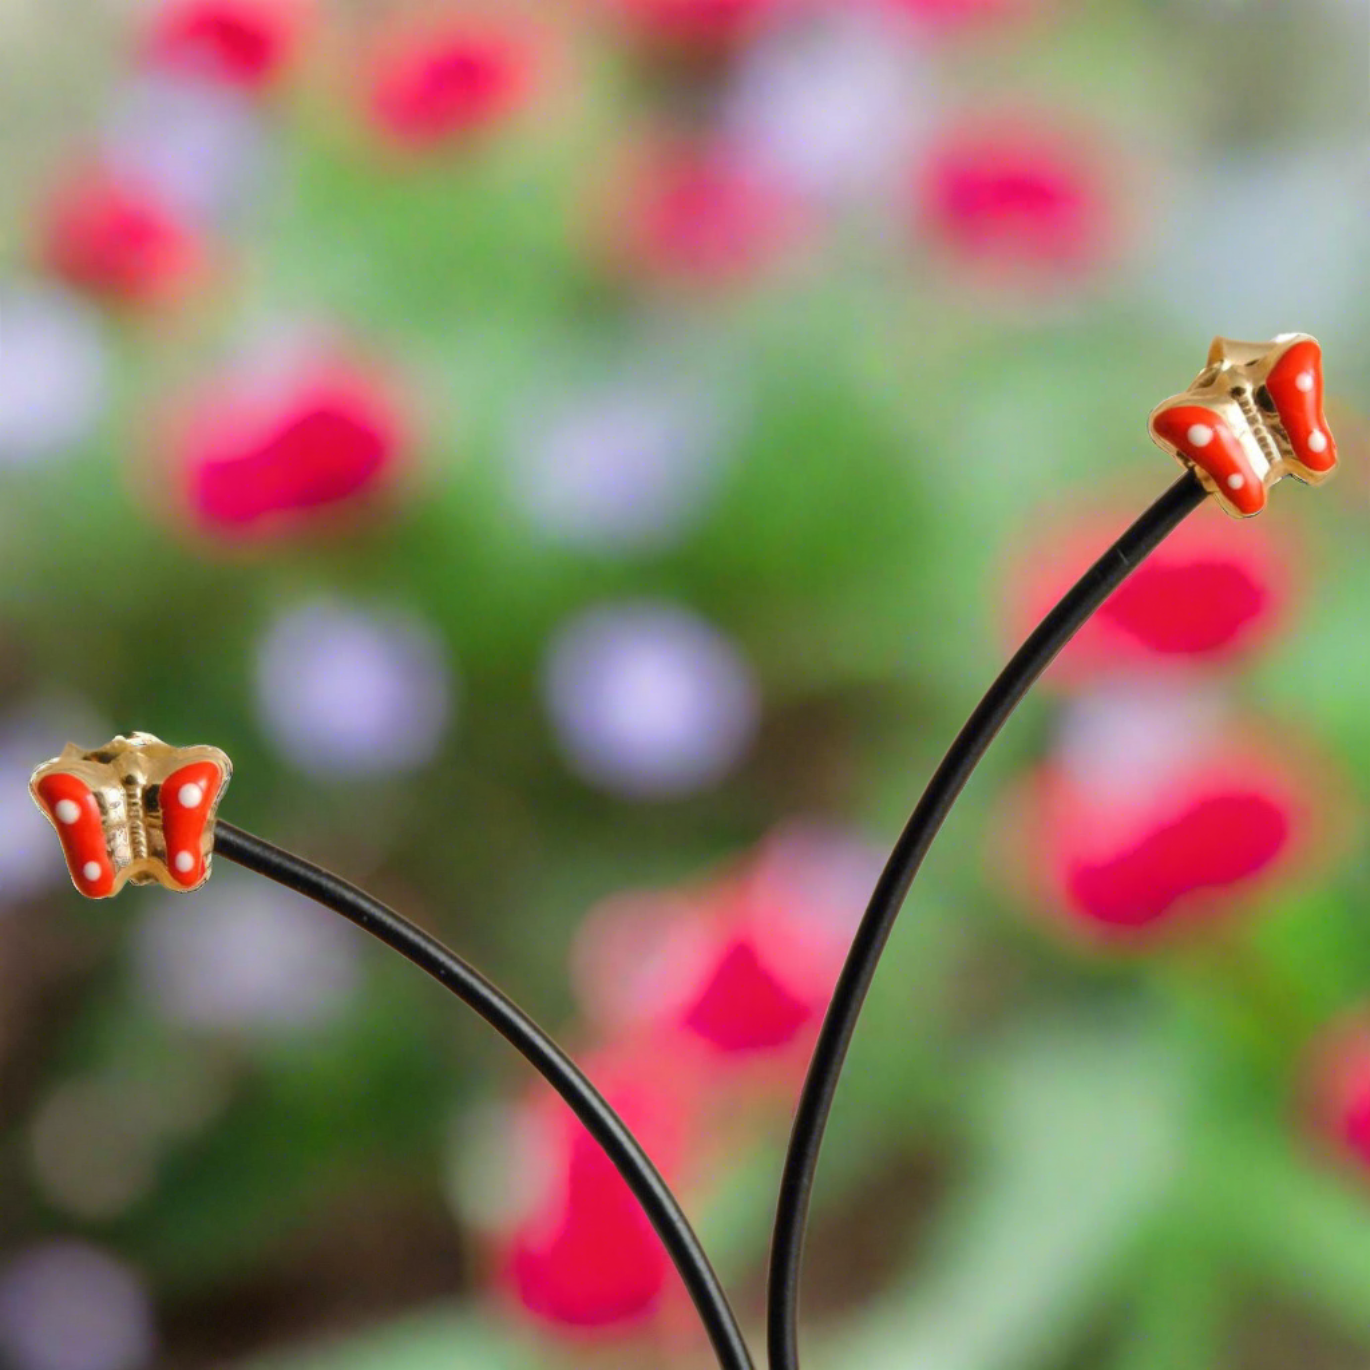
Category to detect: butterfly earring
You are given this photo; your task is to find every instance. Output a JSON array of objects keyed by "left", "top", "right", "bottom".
[
  {"left": 30, "top": 732, "right": 232, "bottom": 897},
  {"left": 1149, "top": 333, "right": 1337, "bottom": 517},
  {"left": 23, "top": 334, "right": 1344, "bottom": 1370}
]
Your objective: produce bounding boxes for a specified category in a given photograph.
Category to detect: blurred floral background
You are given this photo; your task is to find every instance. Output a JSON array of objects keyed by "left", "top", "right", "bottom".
[{"left": 2, "top": 1, "right": 1370, "bottom": 1367}]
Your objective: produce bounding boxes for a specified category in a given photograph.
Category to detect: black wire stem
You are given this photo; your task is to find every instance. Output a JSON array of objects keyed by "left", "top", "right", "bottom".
[
  {"left": 766, "top": 470, "right": 1208, "bottom": 1370},
  {"left": 213, "top": 469, "right": 1207, "bottom": 1370},
  {"left": 214, "top": 822, "right": 757, "bottom": 1370}
]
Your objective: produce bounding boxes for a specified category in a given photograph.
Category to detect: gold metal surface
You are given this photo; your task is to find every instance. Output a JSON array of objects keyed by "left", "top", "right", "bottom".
[
  {"left": 30, "top": 732, "right": 232, "bottom": 897},
  {"left": 1149, "top": 333, "right": 1336, "bottom": 517}
]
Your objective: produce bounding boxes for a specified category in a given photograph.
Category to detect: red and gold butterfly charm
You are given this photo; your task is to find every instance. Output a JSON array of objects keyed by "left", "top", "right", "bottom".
[
  {"left": 30, "top": 733, "right": 232, "bottom": 898},
  {"left": 1150, "top": 334, "right": 1336, "bottom": 518}
]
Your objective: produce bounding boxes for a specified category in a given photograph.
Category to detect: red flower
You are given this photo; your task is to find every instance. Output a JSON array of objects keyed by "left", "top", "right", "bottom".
[
  {"left": 497, "top": 1044, "right": 702, "bottom": 1335},
  {"left": 1006, "top": 500, "right": 1290, "bottom": 688},
  {"left": 364, "top": 21, "right": 536, "bottom": 150},
  {"left": 916, "top": 115, "right": 1114, "bottom": 280},
  {"left": 1305, "top": 1014, "right": 1370, "bottom": 1173},
  {"left": 167, "top": 353, "right": 407, "bottom": 540},
  {"left": 40, "top": 166, "right": 201, "bottom": 306},
  {"left": 601, "top": 140, "right": 808, "bottom": 287},
  {"left": 603, "top": 0, "right": 780, "bottom": 54},
  {"left": 143, "top": 0, "right": 310, "bottom": 93},
  {"left": 574, "top": 826, "right": 878, "bottom": 1060},
  {"left": 1001, "top": 704, "right": 1323, "bottom": 943}
]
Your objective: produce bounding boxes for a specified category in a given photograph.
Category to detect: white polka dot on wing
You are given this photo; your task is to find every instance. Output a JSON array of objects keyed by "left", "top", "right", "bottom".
[
  {"left": 1227, "top": 474, "right": 1245, "bottom": 490},
  {"left": 174, "top": 851, "right": 195, "bottom": 874},
  {"left": 1308, "top": 430, "right": 1328, "bottom": 453},
  {"left": 1187, "top": 423, "right": 1214, "bottom": 448},
  {"left": 55, "top": 799, "right": 82, "bottom": 824},
  {"left": 177, "top": 782, "right": 204, "bottom": 808},
  {"left": 82, "top": 861, "right": 102, "bottom": 882},
  {"left": 1296, "top": 371, "right": 1315, "bottom": 393}
]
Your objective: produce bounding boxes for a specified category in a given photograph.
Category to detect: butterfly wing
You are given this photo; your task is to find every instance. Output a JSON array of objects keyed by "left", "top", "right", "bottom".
[
  {"left": 157, "top": 758, "right": 229, "bottom": 889},
  {"left": 32, "top": 764, "right": 123, "bottom": 897},
  {"left": 1149, "top": 402, "right": 1265, "bottom": 517},
  {"left": 1265, "top": 337, "right": 1336, "bottom": 481}
]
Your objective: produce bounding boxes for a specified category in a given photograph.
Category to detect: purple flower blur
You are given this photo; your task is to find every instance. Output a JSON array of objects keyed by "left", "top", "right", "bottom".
[
  {"left": 511, "top": 367, "right": 731, "bottom": 553},
  {"left": 0, "top": 282, "right": 108, "bottom": 468},
  {"left": 103, "top": 75, "right": 268, "bottom": 227},
  {"left": 725, "top": 8, "right": 935, "bottom": 202},
  {"left": 132, "top": 869, "right": 360, "bottom": 1034},
  {"left": 254, "top": 597, "right": 453, "bottom": 776},
  {"left": 544, "top": 601, "right": 759, "bottom": 798},
  {"left": 0, "top": 1243, "right": 155, "bottom": 1370}
]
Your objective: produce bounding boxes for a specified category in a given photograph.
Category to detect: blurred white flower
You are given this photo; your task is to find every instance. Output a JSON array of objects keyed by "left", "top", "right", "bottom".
[
  {"left": 103, "top": 75, "right": 268, "bottom": 225},
  {"left": 28, "top": 1078, "right": 157, "bottom": 1222},
  {"left": 0, "top": 700, "right": 111, "bottom": 910},
  {"left": 1152, "top": 146, "right": 1369, "bottom": 351},
  {"left": 132, "top": 869, "right": 361, "bottom": 1033},
  {"left": 1053, "top": 681, "right": 1226, "bottom": 807},
  {"left": 28, "top": 1058, "right": 230, "bottom": 1222},
  {"left": 0, "top": 281, "right": 108, "bottom": 468},
  {"left": 512, "top": 371, "right": 731, "bottom": 554},
  {"left": 544, "top": 601, "right": 759, "bottom": 798},
  {"left": 255, "top": 598, "right": 454, "bottom": 776},
  {"left": 445, "top": 1099, "right": 561, "bottom": 1236},
  {"left": 0, "top": 1242, "right": 155, "bottom": 1370},
  {"left": 725, "top": 9, "right": 937, "bottom": 201}
]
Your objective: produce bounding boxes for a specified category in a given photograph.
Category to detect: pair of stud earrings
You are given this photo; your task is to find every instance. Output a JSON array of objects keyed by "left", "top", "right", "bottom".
[
  {"left": 28, "top": 331, "right": 1337, "bottom": 896},
  {"left": 21, "top": 333, "right": 1343, "bottom": 1370}
]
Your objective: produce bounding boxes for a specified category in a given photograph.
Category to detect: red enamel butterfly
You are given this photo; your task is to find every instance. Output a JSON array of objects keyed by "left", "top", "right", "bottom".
[
  {"left": 30, "top": 732, "right": 231, "bottom": 897},
  {"left": 1149, "top": 333, "right": 1337, "bottom": 518}
]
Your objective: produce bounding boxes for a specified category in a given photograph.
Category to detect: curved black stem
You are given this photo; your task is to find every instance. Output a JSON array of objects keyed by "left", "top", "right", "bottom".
[
  {"left": 214, "top": 822, "right": 756, "bottom": 1370},
  {"left": 766, "top": 470, "right": 1208, "bottom": 1370},
  {"left": 212, "top": 470, "right": 1205, "bottom": 1370}
]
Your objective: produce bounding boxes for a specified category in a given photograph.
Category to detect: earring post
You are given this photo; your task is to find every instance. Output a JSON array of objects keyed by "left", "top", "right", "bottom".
[
  {"left": 214, "top": 822, "right": 757, "bottom": 1370},
  {"left": 766, "top": 470, "right": 1209, "bottom": 1370}
]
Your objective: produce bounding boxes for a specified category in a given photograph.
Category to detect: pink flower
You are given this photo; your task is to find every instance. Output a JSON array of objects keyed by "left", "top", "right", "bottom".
[
  {"left": 878, "top": 0, "right": 1039, "bottom": 30},
  {"left": 143, "top": 0, "right": 311, "bottom": 93},
  {"left": 165, "top": 352, "right": 407, "bottom": 540},
  {"left": 574, "top": 826, "right": 879, "bottom": 1061},
  {"left": 39, "top": 164, "right": 202, "bottom": 306},
  {"left": 1001, "top": 711, "right": 1325, "bottom": 943},
  {"left": 497, "top": 1044, "right": 703, "bottom": 1335},
  {"left": 916, "top": 114, "right": 1115, "bottom": 281},
  {"left": 1005, "top": 501, "right": 1291, "bottom": 688},
  {"left": 599, "top": 139, "right": 809, "bottom": 287},
  {"left": 1304, "top": 1014, "right": 1370, "bottom": 1174},
  {"left": 364, "top": 20, "right": 537, "bottom": 150},
  {"left": 602, "top": 0, "right": 781, "bottom": 55}
]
